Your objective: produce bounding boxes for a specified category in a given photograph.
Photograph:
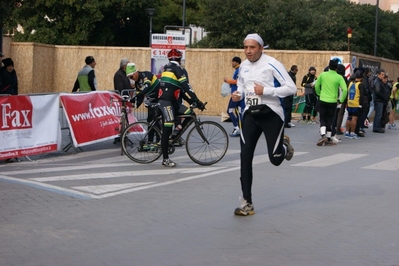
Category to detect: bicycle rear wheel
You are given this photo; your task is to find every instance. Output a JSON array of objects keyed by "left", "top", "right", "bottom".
[
  {"left": 186, "top": 121, "right": 229, "bottom": 165},
  {"left": 121, "top": 122, "right": 162, "bottom": 164}
]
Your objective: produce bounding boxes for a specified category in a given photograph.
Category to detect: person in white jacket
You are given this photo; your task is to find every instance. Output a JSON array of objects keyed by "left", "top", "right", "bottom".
[{"left": 231, "top": 33, "right": 297, "bottom": 216}]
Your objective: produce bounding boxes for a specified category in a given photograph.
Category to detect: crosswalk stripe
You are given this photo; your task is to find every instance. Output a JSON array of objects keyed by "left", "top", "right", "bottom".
[
  {"left": 28, "top": 167, "right": 224, "bottom": 182},
  {"left": 166, "top": 149, "right": 241, "bottom": 162},
  {"left": 25, "top": 149, "right": 120, "bottom": 164},
  {"left": 0, "top": 175, "right": 92, "bottom": 199},
  {"left": 362, "top": 157, "right": 399, "bottom": 171},
  {"left": 291, "top": 153, "right": 368, "bottom": 167},
  {"left": 0, "top": 163, "right": 138, "bottom": 175},
  {"left": 72, "top": 182, "right": 155, "bottom": 194}
]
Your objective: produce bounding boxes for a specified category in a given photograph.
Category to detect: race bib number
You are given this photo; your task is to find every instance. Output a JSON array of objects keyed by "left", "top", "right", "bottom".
[{"left": 246, "top": 95, "right": 261, "bottom": 106}]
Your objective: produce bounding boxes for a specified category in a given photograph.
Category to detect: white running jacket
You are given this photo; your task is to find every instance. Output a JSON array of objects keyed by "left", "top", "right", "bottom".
[{"left": 237, "top": 53, "right": 297, "bottom": 121}]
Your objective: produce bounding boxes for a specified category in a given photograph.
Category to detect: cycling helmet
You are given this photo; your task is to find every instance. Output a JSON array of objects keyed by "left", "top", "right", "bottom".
[{"left": 167, "top": 49, "right": 182, "bottom": 61}]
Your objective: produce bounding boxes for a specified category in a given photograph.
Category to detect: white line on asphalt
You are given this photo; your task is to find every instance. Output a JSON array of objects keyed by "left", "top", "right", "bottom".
[
  {"left": 22, "top": 148, "right": 120, "bottom": 164},
  {"left": 165, "top": 149, "right": 241, "bottom": 162},
  {"left": 362, "top": 157, "right": 399, "bottom": 171},
  {"left": 291, "top": 153, "right": 368, "bottom": 167},
  {"left": 96, "top": 166, "right": 241, "bottom": 198},
  {"left": 28, "top": 167, "right": 224, "bottom": 182},
  {"left": 0, "top": 151, "right": 308, "bottom": 199},
  {"left": 0, "top": 175, "right": 92, "bottom": 199},
  {"left": 195, "top": 151, "right": 308, "bottom": 167},
  {"left": 94, "top": 152, "right": 309, "bottom": 199},
  {"left": 0, "top": 163, "right": 137, "bottom": 175},
  {"left": 72, "top": 182, "right": 155, "bottom": 194}
]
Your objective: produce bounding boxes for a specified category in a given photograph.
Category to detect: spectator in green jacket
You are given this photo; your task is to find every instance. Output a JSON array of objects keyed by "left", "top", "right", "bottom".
[
  {"left": 72, "top": 56, "right": 97, "bottom": 92},
  {"left": 314, "top": 59, "right": 348, "bottom": 146}
]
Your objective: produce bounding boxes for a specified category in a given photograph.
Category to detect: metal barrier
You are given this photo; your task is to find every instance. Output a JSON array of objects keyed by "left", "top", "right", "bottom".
[{"left": 59, "top": 105, "right": 83, "bottom": 152}]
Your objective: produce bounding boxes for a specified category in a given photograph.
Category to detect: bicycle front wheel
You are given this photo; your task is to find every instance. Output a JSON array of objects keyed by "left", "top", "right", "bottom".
[
  {"left": 121, "top": 122, "right": 162, "bottom": 164},
  {"left": 186, "top": 121, "right": 229, "bottom": 165}
]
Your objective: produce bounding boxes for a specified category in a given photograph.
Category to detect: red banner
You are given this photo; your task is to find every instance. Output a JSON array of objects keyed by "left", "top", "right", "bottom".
[{"left": 60, "top": 91, "right": 138, "bottom": 147}]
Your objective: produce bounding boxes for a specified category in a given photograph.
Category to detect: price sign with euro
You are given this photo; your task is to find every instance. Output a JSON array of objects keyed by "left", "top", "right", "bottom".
[{"left": 150, "top": 34, "right": 186, "bottom": 75}]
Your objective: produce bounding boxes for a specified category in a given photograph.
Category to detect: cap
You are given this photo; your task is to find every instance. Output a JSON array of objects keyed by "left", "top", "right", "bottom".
[
  {"left": 2, "top": 58, "right": 14, "bottom": 67},
  {"left": 85, "top": 56, "right": 95, "bottom": 64},
  {"left": 126, "top": 63, "right": 138, "bottom": 77},
  {"left": 244, "top": 33, "right": 264, "bottom": 47},
  {"left": 232, "top": 56, "right": 241, "bottom": 64},
  {"left": 328, "top": 59, "right": 338, "bottom": 70}
]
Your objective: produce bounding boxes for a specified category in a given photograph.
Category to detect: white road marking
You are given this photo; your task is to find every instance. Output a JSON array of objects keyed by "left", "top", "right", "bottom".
[
  {"left": 169, "top": 149, "right": 241, "bottom": 162},
  {"left": 362, "top": 157, "right": 399, "bottom": 171},
  {"left": 1, "top": 163, "right": 136, "bottom": 175},
  {"left": 215, "top": 151, "right": 308, "bottom": 166},
  {"left": 0, "top": 175, "right": 92, "bottom": 199},
  {"left": 95, "top": 166, "right": 241, "bottom": 198},
  {"left": 28, "top": 167, "right": 224, "bottom": 182},
  {"left": 21, "top": 149, "right": 120, "bottom": 164},
  {"left": 0, "top": 151, "right": 308, "bottom": 199},
  {"left": 91, "top": 152, "right": 309, "bottom": 199},
  {"left": 291, "top": 153, "right": 367, "bottom": 167},
  {"left": 72, "top": 182, "right": 155, "bottom": 194}
]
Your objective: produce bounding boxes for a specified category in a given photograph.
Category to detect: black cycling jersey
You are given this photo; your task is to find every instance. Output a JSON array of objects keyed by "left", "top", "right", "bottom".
[
  {"left": 134, "top": 71, "right": 160, "bottom": 107},
  {"left": 158, "top": 61, "right": 198, "bottom": 102}
]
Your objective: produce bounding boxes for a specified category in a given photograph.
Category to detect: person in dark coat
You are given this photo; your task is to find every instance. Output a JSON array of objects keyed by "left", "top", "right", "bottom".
[
  {"left": 0, "top": 58, "right": 18, "bottom": 95},
  {"left": 283, "top": 65, "right": 298, "bottom": 128}
]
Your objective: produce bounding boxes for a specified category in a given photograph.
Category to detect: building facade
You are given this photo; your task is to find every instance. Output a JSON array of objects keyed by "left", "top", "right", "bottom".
[{"left": 350, "top": 0, "right": 399, "bottom": 12}]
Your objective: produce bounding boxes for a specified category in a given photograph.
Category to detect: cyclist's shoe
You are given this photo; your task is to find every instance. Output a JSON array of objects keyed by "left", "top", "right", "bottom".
[
  {"left": 113, "top": 137, "right": 120, "bottom": 144},
  {"left": 234, "top": 197, "right": 254, "bottom": 216},
  {"left": 316, "top": 135, "right": 328, "bottom": 146},
  {"left": 162, "top": 158, "right": 177, "bottom": 167},
  {"left": 230, "top": 128, "right": 240, "bottom": 137},
  {"left": 283, "top": 135, "right": 294, "bottom": 161},
  {"left": 177, "top": 137, "right": 185, "bottom": 146}
]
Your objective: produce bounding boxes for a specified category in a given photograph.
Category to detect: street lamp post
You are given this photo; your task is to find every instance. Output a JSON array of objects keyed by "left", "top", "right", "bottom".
[
  {"left": 146, "top": 8, "right": 156, "bottom": 47},
  {"left": 374, "top": 0, "right": 379, "bottom": 56},
  {"left": 347, "top": 27, "right": 352, "bottom": 51},
  {"left": 182, "top": 0, "right": 186, "bottom": 36}
]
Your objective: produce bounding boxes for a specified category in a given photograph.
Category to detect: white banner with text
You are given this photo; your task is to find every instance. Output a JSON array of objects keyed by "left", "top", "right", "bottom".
[{"left": 0, "top": 94, "right": 61, "bottom": 159}]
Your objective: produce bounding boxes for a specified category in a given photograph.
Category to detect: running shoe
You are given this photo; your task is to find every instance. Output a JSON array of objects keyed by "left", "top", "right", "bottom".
[
  {"left": 234, "top": 197, "right": 255, "bottom": 216},
  {"left": 230, "top": 128, "right": 240, "bottom": 137},
  {"left": 162, "top": 158, "right": 177, "bottom": 167},
  {"left": 283, "top": 135, "right": 294, "bottom": 161},
  {"left": 344, "top": 132, "right": 353, "bottom": 139},
  {"left": 364, "top": 118, "right": 370, "bottom": 127},
  {"left": 316, "top": 135, "right": 327, "bottom": 146},
  {"left": 331, "top": 136, "right": 341, "bottom": 143}
]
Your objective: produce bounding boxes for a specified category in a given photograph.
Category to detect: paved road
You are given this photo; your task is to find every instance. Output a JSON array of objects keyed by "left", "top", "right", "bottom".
[{"left": 1, "top": 117, "right": 399, "bottom": 266}]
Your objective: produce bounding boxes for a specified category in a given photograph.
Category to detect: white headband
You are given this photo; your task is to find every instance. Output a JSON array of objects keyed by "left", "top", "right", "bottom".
[{"left": 244, "top": 33, "right": 264, "bottom": 47}]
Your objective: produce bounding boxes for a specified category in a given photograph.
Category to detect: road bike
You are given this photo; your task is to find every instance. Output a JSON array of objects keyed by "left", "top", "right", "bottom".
[
  {"left": 121, "top": 102, "right": 229, "bottom": 165},
  {"left": 110, "top": 94, "right": 132, "bottom": 155}
]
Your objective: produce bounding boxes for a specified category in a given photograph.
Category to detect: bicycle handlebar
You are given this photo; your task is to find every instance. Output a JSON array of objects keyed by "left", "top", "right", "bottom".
[
  {"left": 109, "top": 96, "right": 132, "bottom": 109},
  {"left": 190, "top": 101, "right": 207, "bottom": 111}
]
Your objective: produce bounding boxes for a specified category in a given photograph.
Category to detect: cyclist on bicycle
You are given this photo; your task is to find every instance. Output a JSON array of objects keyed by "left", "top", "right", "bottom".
[
  {"left": 158, "top": 49, "right": 205, "bottom": 167},
  {"left": 128, "top": 63, "right": 161, "bottom": 142}
]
